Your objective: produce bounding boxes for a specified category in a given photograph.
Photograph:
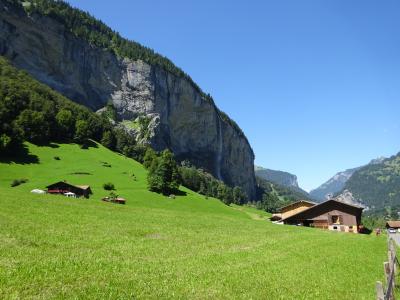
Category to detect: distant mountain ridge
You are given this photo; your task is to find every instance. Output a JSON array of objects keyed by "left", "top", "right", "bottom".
[
  {"left": 255, "top": 166, "right": 299, "bottom": 188},
  {"left": 310, "top": 157, "right": 386, "bottom": 202},
  {"left": 342, "top": 154, "right": 400, "bottom": 210},
  {"left": 254, "top": 166, "right": 311, "bottom": 199}
]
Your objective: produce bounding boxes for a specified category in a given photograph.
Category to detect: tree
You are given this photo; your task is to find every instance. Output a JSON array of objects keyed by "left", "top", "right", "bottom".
[
  {"left": 233, "top": 186, "right": 246, "bottom": 205},
  {"left": 0, "top": 134, "right": 12, "bottom": 152},
  {"left": 74, "top": 119, "right": 90, "bottom": 146},
  {"left": 103, "top": 182, "right": 115, "bottom": 190},
  {"left": 16, "top": 109, "right": 49, "bottom": 143},
  {"left": 55, "top": 109, "right": 74, "bottom": 139},
  {"left": 217, "top": 183, "right": 232, "bottom": 205},
  {"left": 101, "top": 130, "right": 116, "bottom": 149},
  {"left": 143, "top": 147, "right": 157, "bottom": 169},
  {"left": 147, "top": 150, "right": 180, "bottom": 195}
]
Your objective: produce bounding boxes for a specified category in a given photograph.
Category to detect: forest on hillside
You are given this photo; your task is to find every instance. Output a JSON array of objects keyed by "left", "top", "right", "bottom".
[{"left": 344, "top": 154, "right": 400, "bottom": 210}]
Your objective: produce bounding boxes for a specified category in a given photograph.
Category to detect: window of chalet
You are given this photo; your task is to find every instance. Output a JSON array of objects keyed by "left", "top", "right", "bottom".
[{"left": 331, "top": 215, "right": 341, "bottom": 224}]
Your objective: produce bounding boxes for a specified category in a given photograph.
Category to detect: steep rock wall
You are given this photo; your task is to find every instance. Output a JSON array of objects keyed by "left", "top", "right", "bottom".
[{"left": 0, "top": 1, "right": 256, "bottom": 197}]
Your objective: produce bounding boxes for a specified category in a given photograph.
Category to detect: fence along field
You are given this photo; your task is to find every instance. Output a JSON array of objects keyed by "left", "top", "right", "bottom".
[{"left": 376, "top": 238, "right": 399, "bottom": 300}]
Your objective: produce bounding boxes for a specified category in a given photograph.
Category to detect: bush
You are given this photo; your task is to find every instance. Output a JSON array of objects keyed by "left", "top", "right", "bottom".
[
  {"left": 11, "top": 178, "right": 28, "bottom": 187},
  {"left": 54, "top": 156, "right": 61, "bottom": 160},
  {"left": 103, "top": 182, "right": 115, "bottom": 190}
]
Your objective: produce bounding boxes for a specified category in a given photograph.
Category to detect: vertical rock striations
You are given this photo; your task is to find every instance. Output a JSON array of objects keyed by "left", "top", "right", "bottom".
[{"left": 0, "top": 1, "right": 256, "bottom": 197}]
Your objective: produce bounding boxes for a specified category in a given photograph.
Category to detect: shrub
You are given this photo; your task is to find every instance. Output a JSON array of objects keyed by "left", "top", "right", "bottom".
[
  {"left": 11, "top": 178, "right": 28, "bottom": 187},
  {"left": 54, "top": 156, "right": 61, "bottom": 160},
  {"left": 103, "top": 182, "right": 115, "bottom": 190}
]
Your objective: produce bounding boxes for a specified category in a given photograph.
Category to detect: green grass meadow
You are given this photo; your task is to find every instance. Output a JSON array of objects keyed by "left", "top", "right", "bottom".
[{"left": 0, "top": 143, "right": 387, "bottom": 299}]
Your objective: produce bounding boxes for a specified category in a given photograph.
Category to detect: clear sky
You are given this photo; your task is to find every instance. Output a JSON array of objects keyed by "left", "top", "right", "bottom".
[{"left": 66, "top": 0, "right": 400, "bottom": 192}]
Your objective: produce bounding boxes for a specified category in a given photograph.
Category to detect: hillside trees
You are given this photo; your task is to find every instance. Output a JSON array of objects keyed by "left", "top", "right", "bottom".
[
  {"left": 143, "top": 148, "right": 157, "bottom": 169},
  {"left": 100, "top": 130, "right": 116, "bottom": 149},
  {"left": 178, "top": 164, "right": 247, "bottom": 205},
  {"left": 74, "top": 120, "right": 90, "bottom": 146},
  {"left": 147, "top": 150, "right": 181, "bottom": 195},
  {"left": 15, "top": 109, "right": 49, "bottom": 144},
  {"left": 55, "top": 109, "right": 75, "bottom": 139}
]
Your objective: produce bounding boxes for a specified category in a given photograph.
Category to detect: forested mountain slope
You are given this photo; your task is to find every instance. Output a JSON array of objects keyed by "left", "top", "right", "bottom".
[
  {"left": 343, "top": 154, "right": 400, "bottom": 210},
  {"left": 0, "top": 0, "right": 255, "bottom": 197}
]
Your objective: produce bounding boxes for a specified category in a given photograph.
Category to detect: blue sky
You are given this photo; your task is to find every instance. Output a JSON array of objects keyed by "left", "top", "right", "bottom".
[{"left": 66, "top": 0, "right": 400, "bottom": 191}]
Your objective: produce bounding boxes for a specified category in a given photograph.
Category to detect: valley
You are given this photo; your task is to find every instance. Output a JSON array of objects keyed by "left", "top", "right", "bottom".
[{"left": 0, "top": 142, "right": 386, "bottom": 299}]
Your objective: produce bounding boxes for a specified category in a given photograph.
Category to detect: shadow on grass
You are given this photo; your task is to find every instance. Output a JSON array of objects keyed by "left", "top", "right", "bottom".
[
  {"left": 175, "top": 189, "right": 187, "bottom": 196},
  {"left": 80, "top": 140, "right": 99, "bottom": 149},
  {"left": 0, "top": 145, "right": 39, "bottom": 164},
  {"left": 36, "top": 139, "right": 98, "bottom": 149},
  {"left": 35, "top": 142, "right": 60, "bottom": 148}
]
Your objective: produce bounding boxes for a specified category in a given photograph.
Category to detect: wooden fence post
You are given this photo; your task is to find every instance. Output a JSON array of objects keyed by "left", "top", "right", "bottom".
[{"left": 376, "top": 281, "right": 384, "bottom": 300}]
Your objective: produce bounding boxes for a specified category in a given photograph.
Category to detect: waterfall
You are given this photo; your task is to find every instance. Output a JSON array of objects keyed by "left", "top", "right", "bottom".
[{"left": 216, "top": 117, "right": 223, "bottom": 180}]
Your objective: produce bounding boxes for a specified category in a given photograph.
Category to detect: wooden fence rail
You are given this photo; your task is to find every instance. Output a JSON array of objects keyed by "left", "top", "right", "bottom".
[{"left": 376, "top": 238, "right": 399, "bottom": 300}]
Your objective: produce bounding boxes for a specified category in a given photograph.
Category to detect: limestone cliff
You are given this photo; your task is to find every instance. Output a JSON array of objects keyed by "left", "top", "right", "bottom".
[{"left": 0, "top": 0, "right": 256, "bottom": 197}]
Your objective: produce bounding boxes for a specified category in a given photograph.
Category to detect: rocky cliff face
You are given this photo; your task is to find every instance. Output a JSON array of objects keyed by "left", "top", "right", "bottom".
[{"left": 0, "top": 1, "right": 256, "bottom": 197}]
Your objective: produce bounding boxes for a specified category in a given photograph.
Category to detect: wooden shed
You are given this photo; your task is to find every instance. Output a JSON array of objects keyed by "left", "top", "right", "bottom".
[
  {"left": 281, "top": 199, "right": 363, "bottom": 233},
  {"left": 46, "top": 181, "right": 92, "bottom": 198}
]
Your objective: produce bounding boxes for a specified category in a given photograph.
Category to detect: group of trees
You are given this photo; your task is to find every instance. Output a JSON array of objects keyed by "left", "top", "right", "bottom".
[
  {"left": 178, "top": 163, "right": 247, "bottom": 205},
  {"left": 144, "top": 149, "right": 180, "bottom": 195},
  {"left": 143, "top": 148, "right": 248, "bottom": 204},
  {"left": 0, "top": 57, "right": 146, "bottom": 162}
]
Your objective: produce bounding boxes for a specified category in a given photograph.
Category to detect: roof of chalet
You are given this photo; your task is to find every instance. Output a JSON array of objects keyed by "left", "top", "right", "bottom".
[
  {"left": 278, "top": 200, "right": 317, "bottom": 212},
  {"left": 386, "top": 221, "right": 400, "bottom": 228},
  {"left": 76, "top": 185, "right": 91, "bottom": 190},
  {"left": 280, "top": 199, "right": 364, "bottom": 222},
  {"left": 46, "top": 181, "right": 91, "bottom": 191}
]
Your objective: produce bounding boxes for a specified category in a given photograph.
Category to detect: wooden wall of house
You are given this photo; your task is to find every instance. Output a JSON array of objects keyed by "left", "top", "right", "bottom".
[{"left": 283, "top": 201, "right": 362, "bottom": 234}]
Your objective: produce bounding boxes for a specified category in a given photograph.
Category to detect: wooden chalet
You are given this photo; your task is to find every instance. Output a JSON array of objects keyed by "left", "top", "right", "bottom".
[
  {"left": 46, "top": 181, "right": 92, "bottom": 198},
  {"left": 275, "top": 199, "right": 363, "bottom": 233}
]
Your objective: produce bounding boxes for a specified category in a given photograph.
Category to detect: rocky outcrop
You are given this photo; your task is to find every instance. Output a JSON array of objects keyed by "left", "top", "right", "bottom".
[
  {"left": 0, "top": 1, "right": 256, "bottom": 197},
  {"left": 333, "top": 190, "right": 366, "bottom": 208}
]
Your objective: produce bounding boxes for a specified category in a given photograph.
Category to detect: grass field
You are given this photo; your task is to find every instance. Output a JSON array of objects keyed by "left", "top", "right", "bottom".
[{"left": 0, "top": 142, "right": 387, "bottom": 299}]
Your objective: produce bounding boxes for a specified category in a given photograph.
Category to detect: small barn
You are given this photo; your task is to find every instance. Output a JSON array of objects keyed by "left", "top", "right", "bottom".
[
  {"left": 280, "top": 199, "right": 363, "bottom": 233},
  {"left": 46, "top": 181, "right": 92, "bottom": 198}
]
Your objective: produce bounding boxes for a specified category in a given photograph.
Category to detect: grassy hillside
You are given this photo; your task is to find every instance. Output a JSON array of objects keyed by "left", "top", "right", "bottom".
[{"left": 0, "top": 142, "right": 387, "bottom": 299}]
